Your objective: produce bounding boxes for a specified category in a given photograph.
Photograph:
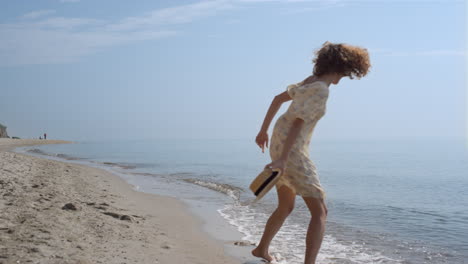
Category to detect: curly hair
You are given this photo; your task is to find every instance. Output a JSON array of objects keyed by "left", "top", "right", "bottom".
[{"left": 312, "top": 41, "right": 371, "bottom": 79}]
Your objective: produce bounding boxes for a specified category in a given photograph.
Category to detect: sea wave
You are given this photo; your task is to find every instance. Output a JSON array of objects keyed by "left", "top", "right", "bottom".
[
  {"left": 27, "top": 148, "right": 81, "bottom": 160},
  {"left": 182, "top": 178, "right": 243, "bottom": 200},
  {"left": 95, "top": 161, "right": 137, "bottom": 170}
]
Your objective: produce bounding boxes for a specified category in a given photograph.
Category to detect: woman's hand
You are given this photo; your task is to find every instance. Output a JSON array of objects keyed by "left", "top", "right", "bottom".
[
  {"left": 255, "top": 130, "right": 269, "bottom": 153},
  {"left": 264, "top": 158, "right": 286, "bottom": 175}
]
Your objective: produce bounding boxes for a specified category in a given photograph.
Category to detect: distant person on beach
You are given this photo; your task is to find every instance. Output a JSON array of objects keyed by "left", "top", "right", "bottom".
[
  {"left": 254, "top": 41, "right": 371, "bottom": 263},
  {"left": 39, "top": 136, "right": 42, "bottom": 140},
  {"left": 44, "top": 133, "right": 47, "bottom": 140}
]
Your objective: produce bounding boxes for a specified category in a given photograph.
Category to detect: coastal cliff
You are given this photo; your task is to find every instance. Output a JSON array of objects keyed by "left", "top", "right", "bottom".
[{"left": 0, "top": 123, "right": 8, "bottom": 138}]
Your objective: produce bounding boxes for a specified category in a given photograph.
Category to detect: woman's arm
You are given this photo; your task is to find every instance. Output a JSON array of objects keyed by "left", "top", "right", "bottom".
[
  {"left": 256, "top": 91, "right": 293, "bottom": 153},
  {"left": 259, "top": 91, "right": 292, "bottom": 132}
]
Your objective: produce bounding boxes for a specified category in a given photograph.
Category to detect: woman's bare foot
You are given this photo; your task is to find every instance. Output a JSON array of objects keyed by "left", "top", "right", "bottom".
[{"left": 252, "top": 247, "right": 274, "bottom": 262}]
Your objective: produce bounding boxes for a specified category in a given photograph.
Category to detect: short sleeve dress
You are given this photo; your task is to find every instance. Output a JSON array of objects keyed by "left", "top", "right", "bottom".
[{"left": 269, "top": 81, "right": 330, "bottom": 199}]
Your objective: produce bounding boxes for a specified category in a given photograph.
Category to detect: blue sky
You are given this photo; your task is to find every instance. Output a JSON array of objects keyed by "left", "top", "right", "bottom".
[{"left": 0, "top": 0, "right": 466, "bottom": 143}]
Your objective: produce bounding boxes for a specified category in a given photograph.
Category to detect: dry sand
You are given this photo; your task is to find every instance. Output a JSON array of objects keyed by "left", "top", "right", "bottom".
[{"left": 0, "top": 139, "right": 250, "bottom": 264}]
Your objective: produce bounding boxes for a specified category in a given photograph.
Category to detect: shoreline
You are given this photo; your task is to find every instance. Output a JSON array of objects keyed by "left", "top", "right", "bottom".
[{"left": 0, "top": 139, "right": 252, "bottom": 263}]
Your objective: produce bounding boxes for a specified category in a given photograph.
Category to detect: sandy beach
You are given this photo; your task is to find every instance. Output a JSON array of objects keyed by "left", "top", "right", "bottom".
[{"left": 0, "top": 139, "right": 245, "bottom": 264}]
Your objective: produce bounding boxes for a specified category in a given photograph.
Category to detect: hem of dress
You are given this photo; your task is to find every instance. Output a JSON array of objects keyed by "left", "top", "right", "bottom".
[{"left": 276, "top": 181, "right": 326, "bottom": 200}]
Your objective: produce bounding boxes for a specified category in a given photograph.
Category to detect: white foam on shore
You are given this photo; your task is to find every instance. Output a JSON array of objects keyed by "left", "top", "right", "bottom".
[{"left": 219, "top": 202, "right": 403, "bottom": 264}]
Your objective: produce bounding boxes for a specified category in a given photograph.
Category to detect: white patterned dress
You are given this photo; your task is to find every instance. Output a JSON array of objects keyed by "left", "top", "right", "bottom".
[{"left": 269, "top": 81, "right": 330, "bottom": 199}]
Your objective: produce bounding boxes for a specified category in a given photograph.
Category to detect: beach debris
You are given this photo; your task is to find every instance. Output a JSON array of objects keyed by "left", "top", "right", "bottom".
[
  {"left": 102, "top": 211, "right": 133, "bottom": 222},
  {"left": 38, "top": 196, "right": 51, "bottom": 202},
  {"left": 120, "top": 215, "right": 132, "bottom": 221},
  {"left": 234, "top": 241, "right": 256, "bottom": 246},
  {"left": 0, "top": 227, "right": 14, "bottom": 234},
  {"left": 83, "top": 201, "right": 111, "bottom": 210},
  {"left": 38, "top": 228, "right": 50, "bottom": 234},
  {"left": 103, "top": 212, "right": 120, "bottom": 218},
  {"left": 62, "top": 203, "right": 79, "bottom": 211},
  {"left": 161, "top": 242, "right": 172, "bottom": 249},
  {"left": 131, "top": 214, "right": 145, "bottom": 220},
  {"left": 28, "top": 247, "right": 40, "bottom": 253}
]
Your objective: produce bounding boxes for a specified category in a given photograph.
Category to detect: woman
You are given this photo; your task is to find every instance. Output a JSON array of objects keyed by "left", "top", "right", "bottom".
[{"left": 253, "top": 41, "right": 371, "bottom": 263}]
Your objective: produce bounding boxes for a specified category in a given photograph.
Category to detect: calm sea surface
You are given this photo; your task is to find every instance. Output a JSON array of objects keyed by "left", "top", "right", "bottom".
[{"left": 21, "top": 138, "right": 468, "bottom": 264}]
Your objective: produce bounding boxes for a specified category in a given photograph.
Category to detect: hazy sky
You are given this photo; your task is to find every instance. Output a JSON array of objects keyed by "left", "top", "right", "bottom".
[{"left": 0, "top": 0, "right": 466, "bottom": 142}]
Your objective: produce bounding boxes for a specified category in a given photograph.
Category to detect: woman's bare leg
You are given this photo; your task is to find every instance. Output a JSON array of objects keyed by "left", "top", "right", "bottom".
[
  {"left": 252, "top": 185, "right": 296, "bottom": 262},
  {"left": 302, "top": 196, "right": 328, "bottom": 264}
]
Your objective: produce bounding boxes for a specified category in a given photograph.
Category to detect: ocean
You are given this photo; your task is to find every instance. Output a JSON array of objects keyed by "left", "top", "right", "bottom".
[{"left": 18, "top": 138, "right": 468, "bottom": 264}]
